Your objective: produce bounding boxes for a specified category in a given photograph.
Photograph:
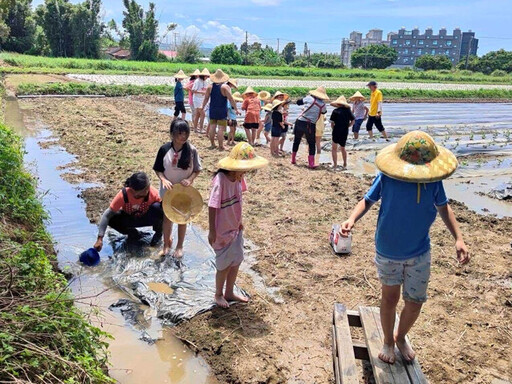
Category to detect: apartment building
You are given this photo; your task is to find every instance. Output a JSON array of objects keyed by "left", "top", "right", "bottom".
[{"left": 341, "top": 29, "right": 390, "bottom": 67}]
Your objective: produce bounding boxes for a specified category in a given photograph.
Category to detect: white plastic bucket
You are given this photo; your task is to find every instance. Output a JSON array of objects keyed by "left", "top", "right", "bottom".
[{"left": 330, "top": 224, "right": 352, "bottom": 254}]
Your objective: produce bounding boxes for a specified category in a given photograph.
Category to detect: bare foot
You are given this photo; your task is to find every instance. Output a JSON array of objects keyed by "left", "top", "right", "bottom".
[
  {"left": 215, "top": 294, "right": 229, "bottom": 308},
  {"left": 395, "top": 336, "right": 415, "bottom": 361},
  {"left": 378, "top": 343, "right": 396, "bottom": 364},
  {"left": 224, "top": 293, "right": 249, "bottom": 303},
  {"left": 172, "top": 247, "right": 184, "bottom": 258},
  {"left": 158, "top": 246, "right": 171, "bottom": 257}
]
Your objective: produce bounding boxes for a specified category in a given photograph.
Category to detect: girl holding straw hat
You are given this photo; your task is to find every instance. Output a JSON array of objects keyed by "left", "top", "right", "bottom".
[
  {"left": 329, "top": 95, "right": 355, "bottom": 169},
  {"left": 173, "top": 70, "right": 188, "bottom": 120},
  {"left": 185, "top": 69, "right": 200, "bottom": 120},
  {"left": 208, "top": 142, "right": 268, "bottom": 308},
  {"left": 191, "top": 68, "right": 210, "bottom": 134},
  {"left": 339, "top": 130, "right": 469, "bottom": 364},
  {"left": 292, "top": 86, "right": 329, "bottom": 168},
  {"left": 349, "top": 91, "right": 369, "bottom": 140},
  {"left": 241, "top": 86, "right": 261, "bottom": 146}
]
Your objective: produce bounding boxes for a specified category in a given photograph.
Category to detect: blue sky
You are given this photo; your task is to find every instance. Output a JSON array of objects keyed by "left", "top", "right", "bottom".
[{"left": 32, "top": 0, "right": 511, "bottom": 54}]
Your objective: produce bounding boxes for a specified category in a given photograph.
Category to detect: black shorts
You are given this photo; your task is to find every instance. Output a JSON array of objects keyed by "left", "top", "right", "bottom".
[
  {"left": 243, "top": 122, "right": 259, "bottom": 130},
  {"left": 228, "top": 119, "right": 237, "bottom": 128},
  {"left": 174, "top": 101, "right": 186, "bottom": 116},
  {"left": 366, "top": 116, "right": 385, "bottom": 132},
  {"left": 271, "top": 126, "right": 281, "bottom": 137},
  {"left": 333, "top": 127, "right": 349, "bottom": 147}
]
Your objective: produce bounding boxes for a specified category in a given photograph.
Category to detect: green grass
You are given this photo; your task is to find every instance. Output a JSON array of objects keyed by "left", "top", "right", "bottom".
[
  {"left": 15, "top": 81, "right": 512, "bottom": 100},
  {"left": 0, "top": 121, "right": 113, "bottom": 383},
  {"left": 2, "top": 52, "right": 512, "bottom": 84}
]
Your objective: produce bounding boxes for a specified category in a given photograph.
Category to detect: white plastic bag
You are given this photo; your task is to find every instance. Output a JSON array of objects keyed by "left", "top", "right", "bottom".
[{"left": 330, "top": 224, "right": 352, "bottom": 254}]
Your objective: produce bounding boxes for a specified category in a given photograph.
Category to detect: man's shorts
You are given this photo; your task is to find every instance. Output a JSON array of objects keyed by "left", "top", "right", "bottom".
[
  {"left": 374, "top": 250, "right": 431, "bottom": 303},
  {"left": 214, "top": 230, "right": 244, "bottom": 271},
  {"left": 366, "top": 115, "right": 385, "bottom": 132},
  {"left": 210, "top": 119, "right": 227, "bottom": 127},
  {"left": 352, "top": 118, "right": 364, "bottom": 133},
  {"left": 243, "top": 122, "right": 259, "bottom": 130}
]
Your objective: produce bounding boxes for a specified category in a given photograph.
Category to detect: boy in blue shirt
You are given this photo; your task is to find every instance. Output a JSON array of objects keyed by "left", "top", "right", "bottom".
[
  {"left": 340, "top": 131, "right": 470, "bottom": 364},
  {"left": 173, "top": 70, "right": 187, "bottom": 121}
]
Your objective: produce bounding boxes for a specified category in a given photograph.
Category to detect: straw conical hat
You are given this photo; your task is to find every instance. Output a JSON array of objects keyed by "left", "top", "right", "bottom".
[
  {"left": 271, "top": 91, "right": 289, "bottom": 101},
  {"left": 309, "top": 86, "right": 329, "bottom": 101},
  {"left": 162, "top": 184, "right": 204, "bottom": 224},
  {"left": 349, "top": 91, "right": 365, "bottom": 101},
  {"left": 200, "top": 68, "right": 210, "bottom": 76},
  {"left": 227, "top": 78, "right": 238, "bottom": 88},
  {"left": 173, "top": 69, "right": 187, "bottom": 80},
  {"left": 232, "top": 91, "right": 243, "bottom": 102},
  {"left": 375, "top": 131, "right": 458, "bottom": 183},
  {"left": 258, "top": 91, "right": 271, "bottom": 101},
  {"left": 242, "top": 86, "right": 258, "bottom": 98},
  {"left": 218, "top": 142, "right": 269, "bottom": 171},
  {"left": 210, "top": 69, "right": 229, "bottom": 84},
  {"left": 189, "top": 69, "right": 201, "bottom": 77},
  {"left": 262, "top": 103, "right": 273, "bottom": 112},
  {"left": 330, "top": 95, "right": 350, "bottom": 108},
  {"left": 270, "top": 99, "right": 285, "bottom": 110}
]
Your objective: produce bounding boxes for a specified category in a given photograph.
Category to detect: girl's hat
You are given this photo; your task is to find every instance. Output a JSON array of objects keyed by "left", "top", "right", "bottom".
[
  {"left": 232, "top": 91, "right": 243, "bottom": 102},
  {"left": 271, "top": 91, "right": 289, "bottom": 101},
  {"left": 330, "top": 95, "right": 350, "bottom": 108},
  {"left": 174, "top": 69, "right": 187, "bottom": 79},
  {"left": 258, "top": 91, "right": 271, "bottom": 101},
  {"left": 262, "top": 103, "right": 273, "bottom": 112},
  {"left": 227, "top": 78, "right": 238, "bottom": 88},
  {"left": 218, "top": 142, "right": 269, "bottom": 171},
  {"left": 242, "top": 86, "right": 258, "bottom": 98},
  {"left": 309, "top": 86, "right": 330, "bottom": 101},
  {"left": 79, "top": 248, "right": 100, "bottom": 267},
  {"left": 162, "top": 184, "right": 204, "bottom": 225},
  {"left": 375, "top": 131, "right": 458, "bottom": 183},
  {"left": 200, "top": 68, "right": 211, "bottom": 76},
  {"left": 270, "top": 99, "right": 285, "bottom": 110},
  {"left": 349, "top": 91, "right": 365, "bottom": 101},
  {"left": 210, "top": 68, "right": 230, "bottom": 84},
  {"left": 189, "top": 69, "right": 201, "bottom": 77}
]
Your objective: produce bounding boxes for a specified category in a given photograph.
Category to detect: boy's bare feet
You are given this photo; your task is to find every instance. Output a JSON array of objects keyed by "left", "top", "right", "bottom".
[
  {"left": 395, "top": 336, "right": 415, "bottom": 361},
  {"left": 378, "top": 343, "right": 396, "bottom": 364},
  {"left": 215, "top": 294, "right": 229, "bottom": 308},
  {"left": 225, "top": 293, "right": 249, "bottom": 303},
  {"left": 158, "top": 244, "right": 171, "bottom": 257},
  {"left": 172, "top": 247, "right": 184, "bottom": 258}
]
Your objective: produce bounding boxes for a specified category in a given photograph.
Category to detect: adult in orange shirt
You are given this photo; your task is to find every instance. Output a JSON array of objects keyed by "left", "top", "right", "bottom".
[
  {"left": 366, "top": 81, "right": 389, "bottom": 141},
  {"left": 241, "top": 87, "right": 261, "bottom": 146},
  {"left": 93, "top": 172, "right": 163, "bottom": 251}
]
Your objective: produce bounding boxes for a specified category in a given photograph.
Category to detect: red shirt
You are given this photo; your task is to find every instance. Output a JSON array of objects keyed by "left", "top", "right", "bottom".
[
  {"left": 242, "top": 97, "right": 261, "bottom": 124},
  {"left": 110, "top": 186, "right": 161, "bottom": 216}
]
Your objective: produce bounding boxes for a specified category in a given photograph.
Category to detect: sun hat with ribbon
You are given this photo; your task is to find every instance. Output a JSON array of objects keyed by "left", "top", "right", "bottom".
[
  {"left": 232, "top": 91, "right": 243, "bottom": 102},
  {"left": 162, "top": 184, "right": 204, "bottom": 224},
  {"left": 349, "top": 91, "right": 365, "bottom": 101},
  {"left": 200, "top": 68, "right": 211, "bottom": 76},
  {"left": 262, "top": 103, "right": 273, "bottom": 112},
  {"left": 309, "top": 86, "right": 330, "bottom": 101},
  {"left": 271, "top": 90, "right": 289, "bottom": 101},
  {"left": 227, "top": 78, "right": 238, "bottom": 88},
  {"left": 330, "top": 95, "right": 350, "bottom": 108},
  {"left": 217, "top": 142, "right": 269, "bottom": 171},
  {"left": 242, "top": 86, "right": 258, "bottom": 98},
  {"left": 258, "top": 91, "right": 271, "bottom": 101},
  {"left": 210, "top": 69, "right": 230, "bottom": 84},
  {"left": 375, "top": 131, "right": 458, "bottom": 184},
  {"left": 189, "top": 68, "right": 201, "bottom": 77},
  {"left": 173, "top": 69, "right": 187, "bottom": 80}
]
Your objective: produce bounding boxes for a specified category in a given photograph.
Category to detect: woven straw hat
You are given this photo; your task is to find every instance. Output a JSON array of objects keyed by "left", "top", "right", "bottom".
[
  {"left": 330, "top": 95, "right": 350, "bottom": 108},
  {"left": 210, "top": 68, "right": 229, "bottom": 84},
  {"left": 309, "top": 86, "right": 329, "bottom": 101},
  {"left": 173, "top": 70, "right": 187, "bottom": 80},
  {"left": 258, "top": 91, "right": 271, "bottom": 101},
  {"left": 162, "top": 184, "right": 203, "bottom": 224},
  {"left": 262, "top": 103, "right": 273, "bottom": 112},
  {"left": 375, "top": 131, "right": 458, "bottom": 183},
  {"left": 189, "top": 69, "right": 201, "bottom": 77},
  {"left": 270, "top": 99, "right": 285, "bottom": 110},
  {"left": 242, "top": 86, "right": 258, "bottom": 98},
  {"left": 232, "top": 91, "right": 243, "bottom": 102},
  {"left": 218, "top": 142, "right": 269, "bottom": 171},
  {"left": 227, "top": 78, "right": 238, "bottom": 88},
  {"left": 271, "top": 91, "right": 289, "bottom": 101},
  {"left": 200, "top": 68, "right": 210, "bottom": 76},
  {"left": 349, "top": 91, "right": 365, "bottom": 101}
]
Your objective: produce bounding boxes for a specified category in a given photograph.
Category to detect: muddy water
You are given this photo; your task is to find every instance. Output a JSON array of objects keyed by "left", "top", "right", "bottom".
[{"left": 5, "top": 99, "right": 215, "bottom": 384}]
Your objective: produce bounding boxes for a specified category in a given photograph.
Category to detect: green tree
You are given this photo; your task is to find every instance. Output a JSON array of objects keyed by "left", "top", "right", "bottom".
[
  {"left": 282, "top": 42, "right": 296, "bottom": 64},
  {"left": 2, "top": 0, "right": 36, "bottom": 53},
  {"left": 176, "top": 35, "right": 201, "bottom": 63},
  {"left": 211, "top": 43, "right": 242, "bottom": 65},
  {"left": 70, "top": 0, "right": 102, "bottom": 58},
  {"left": 351, "top": 44, "right": 398, "bottom": 69},
  {"left": 414, "top": 54, "right": 453, "bottom": 70},
  {"left": 122, "top": 0, "right": 159, "bottom": 61},
  {"left": 35, "top": 0, "right": 74, "bottom": 57},
  {"left": 458, "top": 49, "right": 512, "bottom": 74},
  {"left": 311, "top": 52, "right": 344, "bottom": 68},
  {"left": 0, "top": 0, "right": 14, "bottom": 47}
]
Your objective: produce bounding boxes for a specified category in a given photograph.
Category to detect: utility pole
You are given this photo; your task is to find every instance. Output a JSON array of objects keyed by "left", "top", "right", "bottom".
[
  {"left": 465, "top": 35, "right": 474, "bottom": 69},
  {"left": 277, "top": 38, "right": 280, "bottom": 53},
  {"left": 173, "top": 32, "right": 179, "bottom": 51},
  {"left": 245, "top": 31, "right": 248, "bottom": 65}
]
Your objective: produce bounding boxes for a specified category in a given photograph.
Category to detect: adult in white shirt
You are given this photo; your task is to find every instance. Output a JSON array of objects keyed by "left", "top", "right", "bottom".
[{"left": 192, "top": 68, "right": 210, "bottom": 133}]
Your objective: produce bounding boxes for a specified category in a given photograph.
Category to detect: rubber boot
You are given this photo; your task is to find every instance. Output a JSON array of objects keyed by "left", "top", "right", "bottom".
[
  {"left": 308, "top": 155, "right": 317, "bottom": 169},
  {"left": 291, "top": 152, "right": 297, "bottom": 165}
]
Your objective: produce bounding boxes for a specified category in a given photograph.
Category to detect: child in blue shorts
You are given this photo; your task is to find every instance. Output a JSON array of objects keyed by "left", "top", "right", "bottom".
[
  {"left": 340, "top": 131, "right": 469, "bottom": 364},
  {"left": 349, "top": 91, "right": 368, "bottom": 140}
]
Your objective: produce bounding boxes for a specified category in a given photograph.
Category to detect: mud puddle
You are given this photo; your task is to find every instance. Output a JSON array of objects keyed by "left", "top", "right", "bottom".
[{"left": 6, "top": 99, "right": 215, "bottom": 384}]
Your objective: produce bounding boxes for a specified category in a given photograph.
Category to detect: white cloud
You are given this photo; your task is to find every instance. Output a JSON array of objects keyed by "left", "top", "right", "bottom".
[
  {"left": 175, "top": 20, "right": 261, "bottom": 46},
  {"left": 250, "top": 0, "right": 282, "bottom": 5}
]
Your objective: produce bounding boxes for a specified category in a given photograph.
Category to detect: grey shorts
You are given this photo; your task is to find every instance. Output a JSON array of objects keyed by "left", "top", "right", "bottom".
[
  {"left": 374, "top": 251, "right": 431, "bottom": 303},
  {"left": 214, "top": 230, "right": 244, "bottom": 271}
]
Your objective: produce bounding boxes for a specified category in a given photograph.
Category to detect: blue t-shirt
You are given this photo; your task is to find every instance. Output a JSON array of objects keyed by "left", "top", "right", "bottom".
[
  {"left": 227, "top": 100, "right": 237, "bottom": 120},
  {"left": 174, "top": 81, "right": 184, "bottom": 102},
  {"left": 365, "top": 173, "right": 448, "bottom": 260}
]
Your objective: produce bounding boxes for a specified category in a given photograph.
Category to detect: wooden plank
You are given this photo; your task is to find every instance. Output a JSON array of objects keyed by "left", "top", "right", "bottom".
[
  {"left": 359, "top": 306, "right": 410, "bottom": 384},
  {"left": 333, "top": 304, "right": 359, "bottom": 384},
  {"left": 332, "top": 324, "right": 341, "bottom": 384},
  {"left": 346, "top": 310, "right": 362, "bottom": 327},
  {"left": 352, "top": 340, "right": 370, "bottom": 360}
]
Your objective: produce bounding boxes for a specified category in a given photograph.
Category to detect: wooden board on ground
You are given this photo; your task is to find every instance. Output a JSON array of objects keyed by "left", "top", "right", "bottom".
[{"left": 332, "top": 303, "right": 358, "bottom": 384}]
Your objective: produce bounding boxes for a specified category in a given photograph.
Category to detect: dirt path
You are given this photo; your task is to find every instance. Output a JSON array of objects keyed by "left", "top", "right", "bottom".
[{"left": 20, "top": 96, "right": 512, "bottom": 383}]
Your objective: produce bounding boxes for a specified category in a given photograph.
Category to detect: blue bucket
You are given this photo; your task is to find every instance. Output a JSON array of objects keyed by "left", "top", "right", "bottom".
[{"left": 79, "top": 248, "right": 100, "bottom": 266}]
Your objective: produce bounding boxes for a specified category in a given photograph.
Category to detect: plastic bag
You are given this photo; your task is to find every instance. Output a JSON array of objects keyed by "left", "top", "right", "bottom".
[{"left": 330, "top": 224, "right": 352, "bottom": 254}]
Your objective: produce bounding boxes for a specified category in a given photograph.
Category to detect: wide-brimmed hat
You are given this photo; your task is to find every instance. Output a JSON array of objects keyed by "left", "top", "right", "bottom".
[
  {"left": 227, "top": 78, "right": 238, "bottom": 88},
  {"left": 349, "top": 91, "right": 365, "bottom": 101},
  {"left": 375, "top": 131, "right": 458, "bottom": 183},
  {"left": 270, "top": 99, "right": 285, "bottom": 110},
  {"left": 330, "top": 95, "right": 350, "bottom": 108},
  {"left": 218, "top": 142, "right": 269, "bottom": 171},
  {"left": 210, "top": 68, "right": 229, "bottom": 84},
  {"left": 271, "top": 91, "right": 289, "bottom": 101},
  {"left": 189, "top": 69, "right": 201, "bottom": 77},
  {"left": 173, "top": 69, "right": 187, "bottom": 80},
  {"left": 162, "top": 184, "right": 204, "bottom": 224},
  {"left": 309, "top": 86, "right": 330, "bottom": 101},
  {"left": 200, "top": 68, "right": 210, "bottom": 76},
  {"left": 262, "top": 103, "right": 273, "bottom": 112},
  {"left": 258, "top": 91, "right": 271, "bottom": 101},
  {"left": 242, "top": 86, "right": 258, "bottom": 98},
  {"left": 232, "top": 91, "right": 243, "bottom": 102}
]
